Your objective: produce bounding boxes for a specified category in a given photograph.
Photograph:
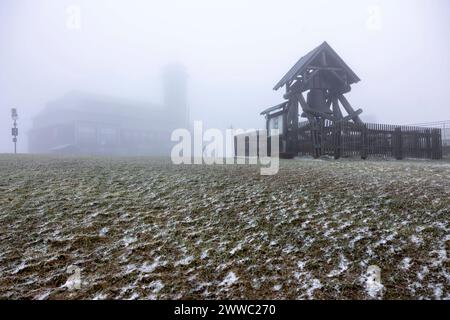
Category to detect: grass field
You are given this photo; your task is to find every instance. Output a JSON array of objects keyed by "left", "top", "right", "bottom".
[{"left": 0, "top": 155, "right": 448, "bottom": 299}]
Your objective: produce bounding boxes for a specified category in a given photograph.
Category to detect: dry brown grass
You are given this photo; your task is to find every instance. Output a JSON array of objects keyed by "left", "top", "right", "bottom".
[{"left": 0, "top": 155, "right": 448, "bottom": 299}]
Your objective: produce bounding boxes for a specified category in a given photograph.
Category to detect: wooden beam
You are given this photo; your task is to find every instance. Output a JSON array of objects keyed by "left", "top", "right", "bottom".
[
  {"left": 297, "top": 92, "right": 308, "bottom": 109},
  {"left": 309, "top": 66, "right": 344, "bottom": 71},
  {"left": 321, "top": 51, "right": 327, "bottom": 66},
  {"left": 283, "top": 80, "right": 307, "bottom": 99},
  {"left": 330, "top": 70, "right": 347, "bottom": 85},
  {"left": 341, "top": 108, "right": 363, "bottom": 122},
  {"left": 325, "top": 98, "right": 332, "bottom": 110},
  {"left": 338, "top": 94, "right": 363, "bottom": 124},
  {"left": 304, "top": 69, "right": 319, "bottom": 84},
  {"left": 332, "top": 97, "right": 343, "bottom": 120}
]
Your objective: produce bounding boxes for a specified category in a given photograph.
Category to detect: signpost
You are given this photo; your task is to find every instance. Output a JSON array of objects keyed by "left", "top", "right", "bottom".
[{"left": 11, "top": 108, "right": 18, "bottom": 154}]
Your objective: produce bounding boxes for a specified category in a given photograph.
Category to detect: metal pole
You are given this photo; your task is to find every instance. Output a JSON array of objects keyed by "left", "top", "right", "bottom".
[
  {"left": 11, "top": 108, "right": 18, "bottom": 154},
  {"left": 14, "top": 120, "right": 17, "bottom": 154}
]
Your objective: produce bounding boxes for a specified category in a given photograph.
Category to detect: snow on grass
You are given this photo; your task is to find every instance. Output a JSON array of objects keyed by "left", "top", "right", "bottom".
[
  {"left": 273, "top": 284, "right": 282, "bottom": 291},
  {"left": 417, "top": 266, "right": 429, "bottom": 281},
  {"left": 149, "top": 280, "right": 164, "bottom": 293},
  {"left": 327, "top": 254, "right": 350, "bottom": 278},
  {"left": 363, "top": 265, "right": 384, "bottom": 299},
  {"left": 409, "top": 235, "right": 423, "bottom": 246},
  {"left": 229, "top": 243, "right": 243, "bottom": 256},
  {"left": 220, "top": 272, "right": 238, "bottom": 287},
  {"left": 99, "top": 227, "right": 109, "bottom": 237},
  {"left": 174, "top": 256, "right": 194, "bottom": 267},
  {"left": 93, "top": 293, "right": 108, "bottom": 300},
  {"left": 400, "top": 257, "right": 412, "bottom": 271},
  {"left": 122, "top": 236, "right": 137, "bottom": 247},
  {"left": 140, "top": 259, "right": 161, "bottom": 273},
  {"left": 0, "top": 155, "right": 449, "bottom": 299}
]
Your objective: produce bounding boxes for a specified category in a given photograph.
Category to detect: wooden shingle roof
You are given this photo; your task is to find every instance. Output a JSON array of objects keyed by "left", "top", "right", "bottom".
[{"left": 273, "top": 41, "right": 360, "bottom": 91}]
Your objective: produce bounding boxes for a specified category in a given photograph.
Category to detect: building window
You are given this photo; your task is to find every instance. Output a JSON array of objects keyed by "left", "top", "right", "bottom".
[
  {"left": 98, "top": 128, "right": 117, "bottom": 145},
  {"left": 76, "top": 125, "right": 96, "bottom": 144}
]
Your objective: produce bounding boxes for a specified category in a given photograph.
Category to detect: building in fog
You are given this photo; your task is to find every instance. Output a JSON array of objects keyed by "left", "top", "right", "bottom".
[{"left": 28, "top": 65, "right": 188, "bottom": 155}]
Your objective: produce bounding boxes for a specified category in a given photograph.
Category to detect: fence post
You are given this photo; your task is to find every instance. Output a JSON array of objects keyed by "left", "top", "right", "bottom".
[
  {"left": 245, "top": 136, "right": 249, "bottom": 157},
  {"left": 394, "top": 127, "right": 403, "bottom": 160},
  {"left": 333, "top": 121, "right": 341, "bottom": 159},
  {"left": 413, "top": 132, "right": 419, "bottom": 158},
  {"left": 256, "top": 130, "right": 260, "bottom": 158},
  {"left": 360, "top": 124, "right": 368, "bottom": 160},
  {"left": 431, "top": 129, "right": 442, "bottom": 160},
  {"left": 425, "top": 129, "right": 432, "bottom": 159},
  {"left": 309, "top": 118, "right": 321, "bottom": 159}
]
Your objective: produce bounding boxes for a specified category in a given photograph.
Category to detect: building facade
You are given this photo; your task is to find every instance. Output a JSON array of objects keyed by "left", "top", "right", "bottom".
[{"left": 28, "top": 65, "right": 188, "bottom": 156}]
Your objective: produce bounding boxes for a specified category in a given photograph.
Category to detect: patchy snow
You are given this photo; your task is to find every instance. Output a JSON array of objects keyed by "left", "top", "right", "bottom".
[
  {"left": 93, "top": 293, "right": 108, "bottom": 300},
  {"left": 149, "top": 280, "right": 164, "bottom": 293},
  {"left": 273, "top": 284, "right": 282, "bottom": 291},
  {"left": 410, "top": 235, "right": 423, "bottom": 246},
  {"left": 11, "top": 261, "right": 27, "bottom": 275},
  {"left": 36, "top": 290, "right": 52, "bottom": 300},
  {"left": 363, "top": 265, "right": 384, "bottom": 299},
  {"left": 200, "top": 249, "right": 209, "bottom": 259},
  {"left": 417, "top": 266, "right": 429, "bottom": 281},
  {"left": 0, "top": 156, "right": 449, "bottom": 299},
  {"left": 99, "top": 227, "right": 109, "bottom": 237},
  {"left": 122, "top": 236, "right": 137, "bottom": 247},
  {"left": 140, "top": 259, "right": 160, "bottom": 273},
  {"left": 430, "top": 283, "right": 443, "bottom": 300},
  {"left": 229, "top": 243, "right": 242, "bottom": 256},
  {"left": 220, "top": 272, "right": 238, "bottom": 287},
  {"left": 174, "top": 255, "right": 194, "bottom": 267},
  {"left": 327, "top": 254, "right": 349, "bottom": 277},
  {"left": 306, "top": 279, "right": 323, "bottom": 299},
  {"left": 400, "top": 257, "right": 412, "bottom": 271},
  {"left": 294, "top": 261, "right": 323, "bottom": 299}
]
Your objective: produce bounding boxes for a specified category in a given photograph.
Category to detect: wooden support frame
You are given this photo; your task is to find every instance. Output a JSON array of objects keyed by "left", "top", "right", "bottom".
[
  {"left": 332, "top": 97, "right": 343, "bottom": 120},
  {"left": 338, "top": 95, "right": 363, "bottom": 124}
]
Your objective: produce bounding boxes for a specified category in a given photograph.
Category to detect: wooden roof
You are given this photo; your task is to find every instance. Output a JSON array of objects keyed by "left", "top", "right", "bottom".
[
  {"left": 273, "top": 42, "right": 360, "bottom": 91},
  {"left": 260, "top": 101, "right": 288, "bottom": 115}
]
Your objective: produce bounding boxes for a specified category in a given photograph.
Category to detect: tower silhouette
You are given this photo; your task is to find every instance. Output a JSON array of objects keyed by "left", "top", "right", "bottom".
[{"left": 162, "top": 64, "right": 188, "bottom": 129}]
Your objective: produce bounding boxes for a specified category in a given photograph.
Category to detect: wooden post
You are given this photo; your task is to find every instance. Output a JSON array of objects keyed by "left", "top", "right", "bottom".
[
  {"left": 256, "top": 130, "right": 260, "bottom": 157},
  {"left": 425, "top": 129, "right": 432, "bottom": 159},
  {"left": 333, "top": 121, "right": 341, "bottom": 159},
  {"left": 309, "top": 116, "right": 321, "bottom": 159},
  {"left": 298, "top": 92, "right": 321, "bottom": 158},
  {"left": 286, "top": 98, "right": 299, "bottom": 155},
  {"left": 431, "top": 129, "right": 442, "bottom": 160},
  {"left": 332, "top": 97, "right": 343, "bottom": 120},
  {"left": 394, "top": 127, "right": 403, "bottom": 160},
  {"left": 360, "top": 124, "right": 368, "bottom": 160}
]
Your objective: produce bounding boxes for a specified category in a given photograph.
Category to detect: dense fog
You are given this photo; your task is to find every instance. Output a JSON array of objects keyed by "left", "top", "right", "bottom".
[{"left": 0, "top": 0, "right": 449, "bottom": 153}]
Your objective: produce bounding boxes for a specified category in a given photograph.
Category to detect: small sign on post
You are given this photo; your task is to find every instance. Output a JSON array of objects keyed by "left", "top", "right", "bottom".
[{"left": 11, "top": 108, "right": 18, "bottom": 154}]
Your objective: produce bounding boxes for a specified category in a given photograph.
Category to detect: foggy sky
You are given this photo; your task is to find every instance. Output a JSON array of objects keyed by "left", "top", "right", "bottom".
[{"left": 1, "top": 0, "right": 449, "bottom": 153}]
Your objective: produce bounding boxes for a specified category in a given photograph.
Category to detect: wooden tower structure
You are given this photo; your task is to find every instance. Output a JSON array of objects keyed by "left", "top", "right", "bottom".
[{"left": 261, "top": 42, "right": 363, "bottom": 158}]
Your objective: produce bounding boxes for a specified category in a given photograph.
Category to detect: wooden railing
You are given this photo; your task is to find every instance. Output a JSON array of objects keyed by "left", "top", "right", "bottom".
[
  {"left": 297, "top": 121, "right": 442, "bottom": 159},
  {"left": 234, "top": 121, "right": 443, "bottom": 160}
]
